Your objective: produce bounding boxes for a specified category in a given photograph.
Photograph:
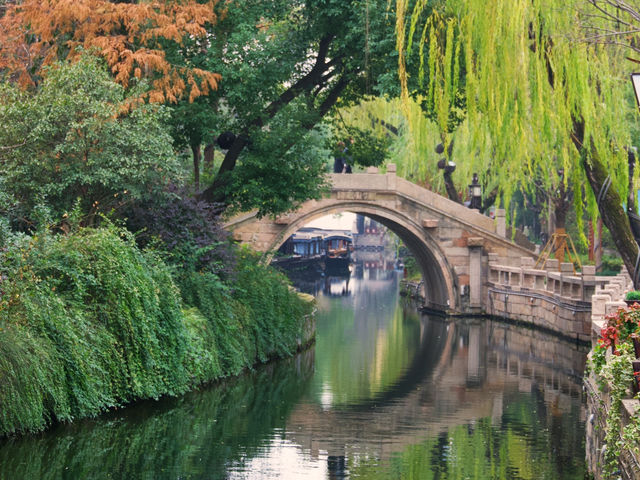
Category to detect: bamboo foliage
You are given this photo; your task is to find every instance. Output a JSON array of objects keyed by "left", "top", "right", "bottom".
[{"left": 396, "top": 0, "right": 636, "bottom": 234}]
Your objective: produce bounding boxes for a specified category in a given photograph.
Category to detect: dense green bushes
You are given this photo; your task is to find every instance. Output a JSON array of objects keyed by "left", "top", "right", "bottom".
[{"left": 0, "top": 225, "right": 312, "bottom": 436}]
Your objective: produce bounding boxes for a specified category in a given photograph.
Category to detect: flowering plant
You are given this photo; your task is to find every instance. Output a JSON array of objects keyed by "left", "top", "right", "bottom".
[
  {"left": 589, "top": 304, "right": 640, "bottom": 478},
  {"left": 602, "top": 305, "right": 640, "bottom": 348},
  {"left": 592, "top": 305, "right": 640, "bottom": 371}
]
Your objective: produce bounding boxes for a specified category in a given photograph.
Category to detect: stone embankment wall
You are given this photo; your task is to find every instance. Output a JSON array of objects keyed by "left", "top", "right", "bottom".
[
  {"left": 486, "top": 258, "right": 640, "bottom": 478},
  {"left": 485, "top": 256, "right": 614, "bottom": 343}
]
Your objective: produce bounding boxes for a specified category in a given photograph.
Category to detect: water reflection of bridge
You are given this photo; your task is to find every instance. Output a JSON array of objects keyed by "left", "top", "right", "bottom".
[
  {"left": 288, "top": 258, "right": 399, "bottom": 298},
  {"left": 284, "top": 317, "right": 587, "bottom": 464}
]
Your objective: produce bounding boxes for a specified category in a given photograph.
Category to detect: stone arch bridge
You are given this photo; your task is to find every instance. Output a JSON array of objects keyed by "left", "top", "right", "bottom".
[{"left": 225, "top": 166, "right": 534, "bottom": 313}]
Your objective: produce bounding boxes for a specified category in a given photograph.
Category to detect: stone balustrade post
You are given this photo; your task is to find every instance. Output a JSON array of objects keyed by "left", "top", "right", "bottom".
[
  {"left": 468, "top": 237, "right": 484, "bottom": 308},
  {"left": 546, "top": 259, "right": 559, "bottom": 270},
  {"left": 386, "top": 163, "right": 397, "bottom": 190},
  {"left": 582, "top": 265, "right": 596, "bottom": 302},
  {"left": 488, "top": 254, "right": 499, "bottom": 283},
  {"left": 591, "top": 294, "right": 610, "bottom": 319},
  {"left": 521, "top": 257, "right": 534, "bottom": 288},
  {"left": 609, "top": 280, "right": 623, "bottom": 297},
  {"left": 559, "top": 262, "right": 574, "bottom": 297},
  {"left": 545, "top": 259, "right": 559, "bottom": 293},
  {"left": 520, "top": 257, "right": 534, "bottom": 267},
  {"left": 591, "top": 293, "right": 611, "bottom": 343},
  {"left": 605, "top": 301, "right": 627, "bottom": 315},
  {"left": 615, "top": 272, "right": 634, "bottom": 292},
  {"left": 496, "top": 209, "right": 506, "bottom": 237}
]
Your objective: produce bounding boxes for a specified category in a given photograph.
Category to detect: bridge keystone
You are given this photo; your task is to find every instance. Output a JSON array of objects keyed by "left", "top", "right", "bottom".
[
  {"left": 336, "top": 191, "right": 377, "bottom": 201},
  {"left": 422, "top": 219, "right": 439, "bottom": 229}
]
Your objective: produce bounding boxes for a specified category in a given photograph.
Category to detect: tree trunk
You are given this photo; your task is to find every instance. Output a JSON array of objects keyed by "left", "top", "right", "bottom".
[
  {"left": 572, "top": 116, "right": 639, "bottom": 285},
  {"left": 191, "top": 143, "right": 201, "bottom": 192},
  {"left": 204, "top": 143, "right": 215, "bottom": 174},
  {"left": 629, "top": 148, "right": 636, "bottom": 214},
  {"left": 596, "top": 217, "right": 603, "bottom": 273},
  {"left": 443, "top": 171, "right": 462, "bottom": 204},
  {"left": 588, "top": 220, "right": 595, "bottom": 262},
  {"left": 554, "top": 209, "right": 569, "bottom": 264}
]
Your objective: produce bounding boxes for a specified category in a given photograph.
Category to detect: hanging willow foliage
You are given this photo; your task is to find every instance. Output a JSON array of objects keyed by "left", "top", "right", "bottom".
[
  {"left": 396, "top": 0, "right": 637, "bottom": 243},
  {"left": 336, "top": 97, "right": 450, "bottom": 194}
]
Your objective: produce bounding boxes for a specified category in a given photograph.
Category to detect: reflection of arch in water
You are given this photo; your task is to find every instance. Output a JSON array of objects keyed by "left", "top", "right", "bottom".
[
  {"left": 285, "top": 316, "right": 587, "bottom": 466},
  {"left": 271, "top": 204, "right": 456, "bottom": 311},
  {"left": 343, "top": 314, "right": 451, "bottom": 411}
]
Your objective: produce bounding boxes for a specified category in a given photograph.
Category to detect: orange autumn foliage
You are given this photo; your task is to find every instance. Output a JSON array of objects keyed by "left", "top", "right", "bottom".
[{"left": 0, "top": 0, "right": 222, "bottom": 103}]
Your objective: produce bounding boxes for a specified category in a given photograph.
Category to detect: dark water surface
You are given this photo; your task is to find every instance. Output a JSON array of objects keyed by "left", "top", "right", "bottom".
[{"left": 0, "top": 263, "right": 589, "bottom": 479}]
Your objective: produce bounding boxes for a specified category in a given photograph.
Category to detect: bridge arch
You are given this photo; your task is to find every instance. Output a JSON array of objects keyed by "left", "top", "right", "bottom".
[
  {"left": 225, "top": 171, "right": 534, "bottom": 314},
  {"left": 270, "top": 203, "right": 456, "bottom": 310}
]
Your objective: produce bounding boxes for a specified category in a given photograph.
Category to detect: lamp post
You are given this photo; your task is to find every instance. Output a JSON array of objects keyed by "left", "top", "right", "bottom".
[
  {"left": 631, "top": 73, "right": 640, "bottom": 110},
  {"left": 468, "top": 173, "right": 482, "bottom": 210}
]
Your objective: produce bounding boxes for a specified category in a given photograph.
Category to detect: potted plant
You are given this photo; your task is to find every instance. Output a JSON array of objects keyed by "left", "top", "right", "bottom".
[{"left": 625, "top": 290, "right": 640, "bottom": 307}]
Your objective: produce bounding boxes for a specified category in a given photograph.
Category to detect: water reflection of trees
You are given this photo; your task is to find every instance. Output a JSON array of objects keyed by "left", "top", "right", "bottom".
[
  {"left": 0, "top": 277, "right": 591, "bottom": 480},
  {"left": 0, "top": 352, "right": 315, "bottom": 480}
]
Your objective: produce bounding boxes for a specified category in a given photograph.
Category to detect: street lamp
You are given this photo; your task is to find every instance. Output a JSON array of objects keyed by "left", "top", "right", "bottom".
[
  {"left": 631, "top": 73, "right": 640, "bottom": 110},
  {"left": 468, "top": 173, "right": 482, "bottom": 210}
]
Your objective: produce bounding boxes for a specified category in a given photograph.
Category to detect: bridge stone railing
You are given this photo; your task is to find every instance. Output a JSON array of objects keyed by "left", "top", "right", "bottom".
[
  {"left": 485, "top": 256, "right": 614, "bottom": 342},
  {"left": 486, "top": 255, "right": 639, "bottom": 478}
]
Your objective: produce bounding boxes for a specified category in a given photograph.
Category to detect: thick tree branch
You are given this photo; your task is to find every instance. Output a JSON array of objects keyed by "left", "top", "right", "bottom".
[
  {"left": 263, "top": 34, "right": 335, "bottom": 120},
  {"left": 572, "top": 115, "right": 639, "bottom": 284},
  {"left": 200, "top": 72, "right": 351, "bottom": 205},
  {"left": 200, "top": 34, "right": 341, "bottom": 204},
  {"left": 442, "top": 171, "right": 461, "bottom": 204}
]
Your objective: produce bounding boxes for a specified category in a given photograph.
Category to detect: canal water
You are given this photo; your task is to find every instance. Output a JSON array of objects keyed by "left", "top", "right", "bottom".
[{"left": 0, "top": 262, "right": 589, "bottom": 479}]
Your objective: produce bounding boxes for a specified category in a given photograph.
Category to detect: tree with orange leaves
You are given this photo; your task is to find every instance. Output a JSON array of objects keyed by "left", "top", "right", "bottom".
[{"left": 0, "top": 0, "right": 221, "bottom": 104}]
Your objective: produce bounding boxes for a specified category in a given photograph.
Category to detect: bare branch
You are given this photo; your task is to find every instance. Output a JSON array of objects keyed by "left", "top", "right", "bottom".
[
  {"left": 0, "top": 139, "right": 27, "bottom": 150},
  {"left": 580, "top": 0, "right": 640, "bottom": 52}
]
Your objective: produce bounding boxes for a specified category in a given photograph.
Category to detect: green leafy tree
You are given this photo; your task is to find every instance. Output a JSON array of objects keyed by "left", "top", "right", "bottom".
[
  {"left": 0, "top": 55, "right": 180, "bottom": 226},
  {"left": 161, "top": 0, "right": 399, "bottom": 216}
]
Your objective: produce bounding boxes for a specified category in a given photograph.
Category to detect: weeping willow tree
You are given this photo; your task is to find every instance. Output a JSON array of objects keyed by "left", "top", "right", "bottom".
[
  {"left": 336, "top": 96, "right": 470, "bottom": 200},
  {"left": 396, "top": 0, "right": 640, "bottom": 280}
]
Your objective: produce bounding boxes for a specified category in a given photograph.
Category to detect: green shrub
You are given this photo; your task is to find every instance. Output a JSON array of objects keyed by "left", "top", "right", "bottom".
[
  {"left": 0, "top": 224, "right": 313, "bottom": 436},
  {"left": 600, "top": 254, "right": 623, "bottom": 275},
  {"left": 178, "top": 270, "right": 254, "bottom": 376},
  {"left": 0, "top": 225, "right": 193, "bottom": 434},
  {"left": 231, "top": 248, "right": 311, "bottom": 362},
  {"left": 625, "top": 290, "right": 640, "bottom": 301},
  {"left": 177, "top": 248, "right": 313, "bottom": 375}
]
